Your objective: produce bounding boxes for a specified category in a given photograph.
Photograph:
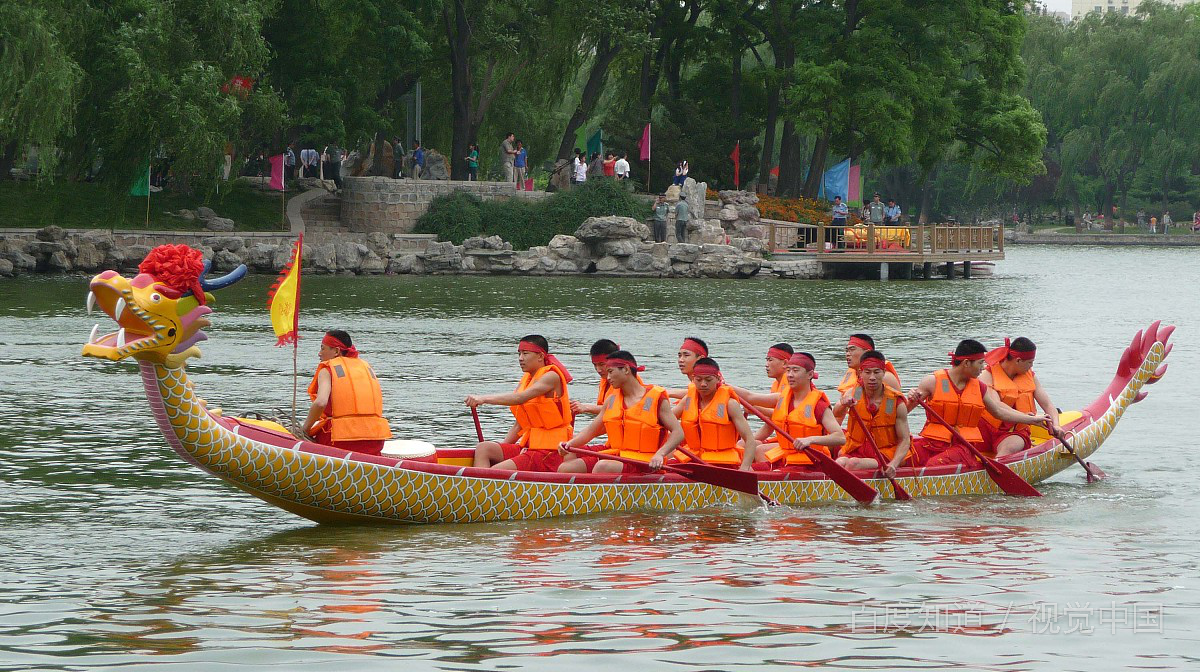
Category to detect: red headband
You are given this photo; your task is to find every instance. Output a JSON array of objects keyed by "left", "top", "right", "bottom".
[
  {"left": 322, "top": 333, "right": 358, "bottom": 358},
  {"left": 681, "top": 338, "right": 708, "bottom": 357},
  {"left": 950, "top": 350, "right": 986, "bottom": 363},
  {"left": 848, "top": 336, "right": 873, "bottom": 350},
  {"left": 606, "top": 353, "right": 646, "bottom": 372},
  {"left": 985, "top": 338, "right": 1035, "bottom": 366},
  {"left": 767, "top": 347, "right": 791, "bottom": 361},
  {"left": 859, "top": 355, "right": 886, "bottom": 371},
  {"left": 788, "top": 353, "right": 818, "bottom": 379},
  {"left": 592, "top": 343, "right": 621, "bottom": 365},
  {"left": 519, "top": 340, "right": 573, "bottom": 382},
  {"left": 691, "top": 363, "right": 721, "bottom": 378}
]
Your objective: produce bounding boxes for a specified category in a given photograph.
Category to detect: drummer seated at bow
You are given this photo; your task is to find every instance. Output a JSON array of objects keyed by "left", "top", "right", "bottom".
[
  {"left": 832, "top": 350, "right": 912, "bottom": 477},
  {"left": 906, "top": 339, "right": 1051, "bottom": 469},
  {"left": 570, "top": 338, "right": 632, "bottom": 416},
  {"left": 301, "top": 330, "right": 393, "bottom": 456},
  {"left": 467, "top": 335, "right": 574, "bottom": 472},
  {"left": 559, "top": 350, "right": 686, "bottom": 474},
  {"left": 673, "top": 358, "right": 758, "bottom": 470},
  {"left": 666, "top": 336, "right": 709, "bottom": 399},
  {"left": 978, "top": 337, "right": 1064, "bottom": 458},
  {"left": 727, "top": 343, "right": 793, "bottom": 411},
  {"left": 751, "top": 352, "right": 845, "bottom": 469},
  {"left": 835, "top": 334, "right": 901, "bottom": 417}
]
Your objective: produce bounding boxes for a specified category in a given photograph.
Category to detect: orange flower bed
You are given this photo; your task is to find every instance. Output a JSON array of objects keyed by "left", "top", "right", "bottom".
[{"left": 706, "top": 189, "right": 861, "bottom": 226}]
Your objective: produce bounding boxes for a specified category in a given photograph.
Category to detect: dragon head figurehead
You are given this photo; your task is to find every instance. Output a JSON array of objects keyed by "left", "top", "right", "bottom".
[{"left": 82, "top": 244, "right": 246, "bottom": 366}]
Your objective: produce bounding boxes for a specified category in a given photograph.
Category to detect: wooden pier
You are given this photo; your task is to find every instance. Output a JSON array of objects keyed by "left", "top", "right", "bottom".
[{"left": 765, "top": 219, "right": 1005, "bottom": 279}]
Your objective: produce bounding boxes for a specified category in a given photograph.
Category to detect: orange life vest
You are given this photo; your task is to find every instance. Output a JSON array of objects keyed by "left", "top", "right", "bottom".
[
  {"left": 982, "top": 364, "right": 1037, "bottom": 429},
  {"left": 921, "top": 369, "right": 986, "bottom": 443},
  {"left": 771, "top": 376, "right": 790, "bottom": 396},
  {"left": 509, "top": 364, "right": 573, "bottom": 450},
  {"left": 845, "top": 385, "right": 903, "bottom": 461},
  {"left": 680, "top": 384, "right": 742, "bottom": 465},
  {"left": 604, "top": 385, "right": 668, "bottom": 461},
  {"left": 307, "top": 356, "right": 393, "bottom": 442},
  {"left": 765, "top": 387, "right": 831, "bottom": 465},
  {"left": 837, "top": 361, "right": 901, "bottom": 395}
]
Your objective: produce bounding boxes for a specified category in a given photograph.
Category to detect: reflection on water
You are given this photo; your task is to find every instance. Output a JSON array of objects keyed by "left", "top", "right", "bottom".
[{"left": 2, "top": 246, "right": 1199, "bottom": 670}]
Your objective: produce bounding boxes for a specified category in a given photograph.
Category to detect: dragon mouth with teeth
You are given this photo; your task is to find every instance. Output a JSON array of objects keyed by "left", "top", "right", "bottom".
[{"left": 81, "top": 245, "right": 245, "bottom": 364}]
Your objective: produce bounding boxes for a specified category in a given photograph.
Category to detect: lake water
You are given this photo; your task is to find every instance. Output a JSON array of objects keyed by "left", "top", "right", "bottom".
[{"left": 1, "top": 245, "right": 1197, "bottom": 670}]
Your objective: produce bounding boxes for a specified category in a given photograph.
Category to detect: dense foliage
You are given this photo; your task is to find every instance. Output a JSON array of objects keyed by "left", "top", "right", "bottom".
[
  {"left": 415, "top": 179, "right": 650, "bottom": 249},
  {"left": 5, "top": 1, "right": 1199, "bottom": 221}
]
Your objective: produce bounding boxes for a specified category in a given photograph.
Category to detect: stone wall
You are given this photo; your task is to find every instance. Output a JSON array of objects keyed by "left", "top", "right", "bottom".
[{"left": 339, "top": 177, "right": 549, "bottom": 234}]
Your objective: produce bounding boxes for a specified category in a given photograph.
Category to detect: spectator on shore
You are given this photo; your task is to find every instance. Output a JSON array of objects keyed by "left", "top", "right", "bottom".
[
  {"left": 300, "top": 146, "right": 319, "bottom": 178},
  {"left": 674, "top": 195, "right": 690, "bottom": 243},
  {"left": 222, "top": 142, "right": 234, "bottom": 181},
  {"left": 868, "top": 193, "right": 885, "bottom": 226},
  {"left": 412, "top": 141, "right": 425, "bottom": 180},
  {"left": 673, "top": 160, "right": 689, "bottom": 186},
  {"left": 465, "top": 143, "right": 479, "bottom": 181},
  {"left": 588, "top": 152, "right": 604, "bottom": 179},
  {"left": 501, "top": 133, "right": 516, "bottom": 183},
  {"left": 884, "top": 198, "right": 902, "bottom": 226},
  {"left": 1162, "top": 211, "right": 1173, "bottom": 232},
  {"left": 1137, "top": 208, "right": 1147, "bottom": 232},
  {"left": 830, "top": 196, "right": 848, "bottom": 248},
  {"left": 1150, "top": 216, "right": 1158, "bottom": 234},
  {"left": 572, "top": 149, "right": 587, "bottom": 185},
  {"left": 322, "top": 144, "right": 343, "bottom": 190},
  {"left": 602, "top": 152, "right": 616, "bottom": 178},
  {"left": 652, "top": 196, "right": 669, "bottom": 243},
  {"left": 615, "top": 152, "right": 630, "bottom": 180},
  {"left": 514, "top": 140, "right": 527, "bottom": 189},
  {"left": 284, "top": 142, "right": 297, "bottom": 181},
  {"left": 1193, "top": 209, "right": 1200, "bottom": 232},
  {"left": 392, "top": 137, "right": 405, "bottom": 178}
]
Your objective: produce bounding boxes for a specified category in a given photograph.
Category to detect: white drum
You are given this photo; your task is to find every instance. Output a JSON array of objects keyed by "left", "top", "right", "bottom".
[{"left": 381, "top": 439, "right": 437, "bottom": 460}]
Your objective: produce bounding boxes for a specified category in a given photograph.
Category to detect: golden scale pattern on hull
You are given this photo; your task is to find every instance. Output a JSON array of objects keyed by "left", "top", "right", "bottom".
[{"left": 143, "top": 339, "right": 1166, "bottom": 525}]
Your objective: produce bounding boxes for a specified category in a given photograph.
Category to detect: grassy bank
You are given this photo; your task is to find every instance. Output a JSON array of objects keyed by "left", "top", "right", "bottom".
[{"left": 0, "top": 180, "right": 289, "bottom": 232}]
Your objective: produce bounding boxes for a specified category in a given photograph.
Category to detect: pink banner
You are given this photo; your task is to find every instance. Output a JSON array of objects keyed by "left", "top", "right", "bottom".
[
  {"left": 268, "top": 154, "right": 285, "bottom": 191},
  {"left": 637, "top": 123, "right": 651, "bottom": 162},
  {"left": 848, "top": 163, "right": 861, "bottom": 206}
]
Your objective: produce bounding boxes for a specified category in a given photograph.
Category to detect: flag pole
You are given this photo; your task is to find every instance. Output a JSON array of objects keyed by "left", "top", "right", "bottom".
[{"left": 290, "top": 231, "right": 303, "bottom": 429}]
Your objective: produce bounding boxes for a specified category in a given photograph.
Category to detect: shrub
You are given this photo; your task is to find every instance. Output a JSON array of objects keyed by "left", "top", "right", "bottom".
[
  {"left": 413, "top": 190, "right": 484, "bottom": 244},
  {"left": 414, "top": 179, "right": 652, "bottom": 250}
]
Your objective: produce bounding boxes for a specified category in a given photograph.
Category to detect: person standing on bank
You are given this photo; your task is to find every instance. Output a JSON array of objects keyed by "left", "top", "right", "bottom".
[
  {"left": 464, "top": 143, "right": 479, "bottom": 181},
  {"left": 674, "top": 196, "right": 690, "bottom": 243},
  {"left": 513, "top": 140, "right": 528, "bottom": 190},
  {"left": 412, "top": 141, "right": 425, "bottom": 180},
  {"left": 501, "top": 133, "right": 517, "bottom": 183},
  {"left": 868, "top": 193, "right": 885, "bottom": 227},
  {"left": 831, "top": 196, "right": 848, "bottom": 248},
  {"left": 885, "top": 198, "right": 902, "bottom": 226},
  {"left": 615, "top": 152, "right": 630, "bottom": 180},
  {"left": 652, "top": 197, "right": 669, "bottom": 243},
  {"left": 572, "top": 149, "right": 588, "bottom": 186}
]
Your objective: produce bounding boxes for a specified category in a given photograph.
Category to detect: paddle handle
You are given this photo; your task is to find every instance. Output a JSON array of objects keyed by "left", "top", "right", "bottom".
[
  {"left": 567, "top": 446, "right": 659, "bottom": 472},
  {"left": 471, "top": 406, "right": 484, "bottom": 442},
  {"left": 847, "top": 405, "right": 912, "bottom": 501},
  {"left": 917, "top": 399, "right": 987, "bottom": 461}
]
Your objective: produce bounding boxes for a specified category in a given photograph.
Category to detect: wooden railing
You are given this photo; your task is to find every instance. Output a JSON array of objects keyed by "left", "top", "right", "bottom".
[{"left": 765, "top": 219, "right": 1004, "bottom": 257}]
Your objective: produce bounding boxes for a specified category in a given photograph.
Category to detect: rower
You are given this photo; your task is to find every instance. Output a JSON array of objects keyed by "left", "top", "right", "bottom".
[
  {"left": 837, "top": 333, "right": 901, "bottom": 401},
  {"left": 559, "top": 350, "right": 685, "bottom": 473},
  {"left": 978, "top": 337, "right": 1064, "bottom": 457},
  {"left": 668, "top": 336, "right": 709, "bottom": 399},
  {"left": 467, "top": 335, "right": 574, "bottom": 471},
  {"left": 833, "top": 350, "right": 912, "bottom": 477},
  {"left": 570, "top": 338, "right": 621, "bottom": 416},
  {"left": 675, "top": 357, "right": 758, "bottom": 469},
  {"left": 301, "top": 330, "right": 393, "bottom": 455},
  {"left": 728, "top": 342, "right": 793, "bottom": 410},
  {"left": 752, "top": 352, "right": 845, "bottom": 468},
  {"left": 906, "top": 339, "right": 1051, "bottom": 468}
]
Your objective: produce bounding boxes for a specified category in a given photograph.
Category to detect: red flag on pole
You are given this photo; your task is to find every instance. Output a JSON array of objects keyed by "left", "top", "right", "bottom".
[
  {"left": 637, "top": 123, "right": 651, "bottom": 162},
  {"left": 268, "top": 154, "right": 285, "bottom": 191},
  {"left": 729, "top": 141, "right": 741, "bottom": 189}
]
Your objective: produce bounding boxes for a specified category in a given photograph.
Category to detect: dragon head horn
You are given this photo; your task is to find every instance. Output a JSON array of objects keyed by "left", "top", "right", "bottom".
[{"left": 194, "top": 260, "right": 248, "bottom": 296}]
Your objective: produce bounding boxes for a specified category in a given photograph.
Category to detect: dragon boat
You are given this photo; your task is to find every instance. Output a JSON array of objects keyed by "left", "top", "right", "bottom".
[{"left": 80, "top": 246, "right": 1173, "bottom": 525}]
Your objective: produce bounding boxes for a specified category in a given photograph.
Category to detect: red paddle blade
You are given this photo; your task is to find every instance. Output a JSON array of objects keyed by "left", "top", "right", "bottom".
[
  {"left": 1084, "top": 462, "right": 1106, "bottom": 482},
  {"left": 671, "top": 462, "right": 761, "bottom": 498},
  {"left": 804, "top": 448, "right": 878, "bottom": 503},
  {"left": 979, "top": 457, "right": 1043, "bottom": 497}
]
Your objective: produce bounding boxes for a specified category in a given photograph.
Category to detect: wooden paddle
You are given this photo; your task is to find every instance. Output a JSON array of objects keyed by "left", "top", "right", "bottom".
[
  {"left": 566, "top": 446, "right": 762, "bottom": 498},
  {"left": 471, "top": 406, "right": 484, "bottom": 442},
  {"left": 674, "top": 444, "right": 779, "bottom": 506},
  {"left": 733, "top": 392, "right": 878, "bottom": 504},
  {"left": 1055, "top": 429, "right": 1105, "bottom": 483},
  {"left": 915, "top": 399, "right": 1042, "bottom": 497},
  {"left": 846, "top": 405, "right": 912, "bottom": 501}
]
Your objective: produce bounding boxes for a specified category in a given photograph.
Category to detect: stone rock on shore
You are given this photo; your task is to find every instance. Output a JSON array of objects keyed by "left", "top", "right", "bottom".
[{"left": 575, "top": 216, "right": 651, "bottom": 242}]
